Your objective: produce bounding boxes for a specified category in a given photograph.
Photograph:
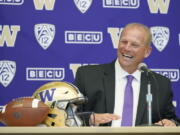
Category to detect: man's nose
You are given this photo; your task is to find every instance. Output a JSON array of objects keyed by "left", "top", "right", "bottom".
[{"left": 124, "top": 43, "right": 131, "bottom": 50}]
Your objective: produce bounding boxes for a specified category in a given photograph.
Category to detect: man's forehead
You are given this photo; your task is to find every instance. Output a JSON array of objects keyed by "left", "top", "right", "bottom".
[{"left": 120, "top": 28, "right": 147, "bottom": 45}]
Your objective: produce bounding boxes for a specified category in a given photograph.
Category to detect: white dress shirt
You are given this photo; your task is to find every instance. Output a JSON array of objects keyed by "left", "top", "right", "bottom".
[{"left": 111, "top": 59, "right": 141, "bottom": 127}]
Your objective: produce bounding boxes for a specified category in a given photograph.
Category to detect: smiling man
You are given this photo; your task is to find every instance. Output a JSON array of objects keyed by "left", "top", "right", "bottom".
[
  {"left": 118, "top": 23, "right": 151, "bottom": 74},
  {"left": 74, "top": 23, "right": 180, "bottom": 127}
]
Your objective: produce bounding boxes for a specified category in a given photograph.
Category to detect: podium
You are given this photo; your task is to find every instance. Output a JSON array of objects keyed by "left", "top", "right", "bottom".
[{"left": 0, "top": 127, "right": 180, "bottom": 135}]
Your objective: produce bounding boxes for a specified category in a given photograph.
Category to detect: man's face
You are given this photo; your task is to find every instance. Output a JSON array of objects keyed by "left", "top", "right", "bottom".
[{"left": 117, "top": 27, "right": 151, "bottom": 72}]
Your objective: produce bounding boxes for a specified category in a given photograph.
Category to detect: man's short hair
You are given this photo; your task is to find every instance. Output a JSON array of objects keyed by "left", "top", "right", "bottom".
[{"left": 121, "top": 23, "right": 152, "bottom": 46}]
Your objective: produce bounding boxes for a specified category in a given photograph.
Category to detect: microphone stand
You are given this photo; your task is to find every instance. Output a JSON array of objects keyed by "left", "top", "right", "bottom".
[
  {"left": 145, "top": 73, "right": 162, "bottom": 126},
  {"left": 139, "top": 64, "right": 163, "bottom": 126},
  {"left": 146, "top": 80, "right": 152, "bottom": 126}
]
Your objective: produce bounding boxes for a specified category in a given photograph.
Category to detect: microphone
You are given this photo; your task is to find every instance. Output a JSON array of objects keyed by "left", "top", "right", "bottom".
[{"left": 138, "top": 63, "right": 151, "bottom": 73}]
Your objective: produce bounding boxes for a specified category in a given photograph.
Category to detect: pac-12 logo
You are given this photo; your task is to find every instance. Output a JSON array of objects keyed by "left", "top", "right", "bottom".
[
  {"left": 74, "top": 0, "right": 93, "bottom": 13},
  {"left": 34, "top": 24, "right": 55, "bottom": 50},
  {"left": 0, "top": 60, "right": 16, "bottom": 87},
  {"left": 150, "top": 26, "right": 170, "bottom": 52},
  {"left": 0, "top": 0, "right": 24, "bottom": 5}
]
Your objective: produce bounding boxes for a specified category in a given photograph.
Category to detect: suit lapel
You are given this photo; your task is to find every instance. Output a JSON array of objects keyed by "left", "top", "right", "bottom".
[
  {"left": 102, "top": 61, "right": 115, "bottom": 113},
  {"left": 135, "top": 72, "right": 148, "bottom": 125}
]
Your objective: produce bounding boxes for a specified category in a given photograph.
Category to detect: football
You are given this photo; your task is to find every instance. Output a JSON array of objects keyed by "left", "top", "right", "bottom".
[{"left": 0, "top": 97, "right": 49, "bottom": 126}]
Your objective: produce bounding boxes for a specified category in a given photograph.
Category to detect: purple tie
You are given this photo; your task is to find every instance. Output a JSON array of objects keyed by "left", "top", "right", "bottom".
[{"left": 121, "top": 75, "right": 134, "bottom": 126}]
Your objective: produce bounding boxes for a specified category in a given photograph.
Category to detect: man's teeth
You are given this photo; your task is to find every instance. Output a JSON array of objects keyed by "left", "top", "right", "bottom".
[{"left": 123, "top": 54, "right": 133, "bottom": 58}]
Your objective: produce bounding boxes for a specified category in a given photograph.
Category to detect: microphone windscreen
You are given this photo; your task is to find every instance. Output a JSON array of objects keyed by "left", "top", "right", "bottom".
[{"left": 138, "top": 63, "right": 148, "bottom": 71}]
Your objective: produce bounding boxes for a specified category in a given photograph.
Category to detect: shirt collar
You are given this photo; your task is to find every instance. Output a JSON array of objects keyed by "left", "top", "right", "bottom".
[{"left": 115, "top": 59, "right": 141, "bottom": 81}]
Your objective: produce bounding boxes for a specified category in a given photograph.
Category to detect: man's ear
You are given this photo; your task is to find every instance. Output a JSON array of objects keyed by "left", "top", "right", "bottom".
[{"left": 144, "top": 46, "right": 152, "bottom": 58}]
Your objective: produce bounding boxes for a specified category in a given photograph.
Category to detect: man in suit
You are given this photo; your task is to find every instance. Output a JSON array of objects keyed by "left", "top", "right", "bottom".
[{"left": 74, "top": 23, "right": 179, "bottom": 126}]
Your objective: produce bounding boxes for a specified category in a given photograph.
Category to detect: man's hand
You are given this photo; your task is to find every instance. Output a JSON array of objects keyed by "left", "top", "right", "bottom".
[
  {"left": 90, "top": 113, "right": 120, "bottom": 125},
  {"left": 155, "top": 119, "right": 176, "bottom": 126}
]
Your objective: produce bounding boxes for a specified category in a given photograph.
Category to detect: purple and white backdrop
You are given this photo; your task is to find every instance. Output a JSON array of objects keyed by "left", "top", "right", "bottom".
[{"left": 0, "top": 0, "right": 180, "bottom": 122}]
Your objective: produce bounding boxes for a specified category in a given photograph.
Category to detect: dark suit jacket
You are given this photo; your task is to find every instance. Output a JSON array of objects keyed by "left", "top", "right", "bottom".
[{"left": 74, "top": 60, "right": 179, "bottom": 126}]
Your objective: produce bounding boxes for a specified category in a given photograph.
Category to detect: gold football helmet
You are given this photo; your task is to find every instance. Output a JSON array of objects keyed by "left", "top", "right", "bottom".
[
  {"left": 44, "top": 107, "right": 67, "bottom": 127},
  {"left": 32, "top": 81, "right": 85, "bottom": 127}
]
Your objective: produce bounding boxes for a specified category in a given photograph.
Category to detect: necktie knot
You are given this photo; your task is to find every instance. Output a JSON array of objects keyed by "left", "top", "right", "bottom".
[{"left": 127, "top": 75, "right": 134, "bottom": 84}]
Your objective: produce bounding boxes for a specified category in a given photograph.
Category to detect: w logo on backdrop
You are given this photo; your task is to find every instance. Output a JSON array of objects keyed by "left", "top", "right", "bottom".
[
  {"left": 107, "top": 27, "right": 123, "bottom": 49},
  {"left": 147, "top": 0, "right": 170, "bottom": 14},
  {"left": 74, "top": 0, "right": 93, "bottom": 13},
  {"left": 150, "top": 26, "right": 170, "bottom": 52},
  {"left": 33, "top": 0, "right": 55, "bottom": 10},
  {"left": 0, "top": 25, "right": 20, "bottom": 47},
  {"left": 0, "top": 60, "right": 16, "bottom": 87},
  {"left": 34, "top": 24, "right": 55, "bottom": 50}
]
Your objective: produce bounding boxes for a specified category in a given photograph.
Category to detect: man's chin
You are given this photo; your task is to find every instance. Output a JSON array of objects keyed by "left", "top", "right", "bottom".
[
  {"left": 120, "top": 63, "right": 133, "bottom": 69},
  {"left": 119, "top": 60, "right": 133, "bottom": 67},
  {"left": 119, "top": 61, "right": 138, "bottom": 71}
]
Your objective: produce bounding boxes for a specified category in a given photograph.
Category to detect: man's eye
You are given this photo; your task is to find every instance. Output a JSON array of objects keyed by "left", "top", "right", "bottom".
[
  {"left": 120, "top": 40, "right": 127, "bottom": 44},
  {"left": 132, "top": 43, "right": 140, "bottom": 48}
]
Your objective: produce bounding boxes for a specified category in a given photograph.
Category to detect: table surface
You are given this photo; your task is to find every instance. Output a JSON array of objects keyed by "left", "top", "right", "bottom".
[{"left": 0, "top": 127, "right": 180, "bottom": 134}]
